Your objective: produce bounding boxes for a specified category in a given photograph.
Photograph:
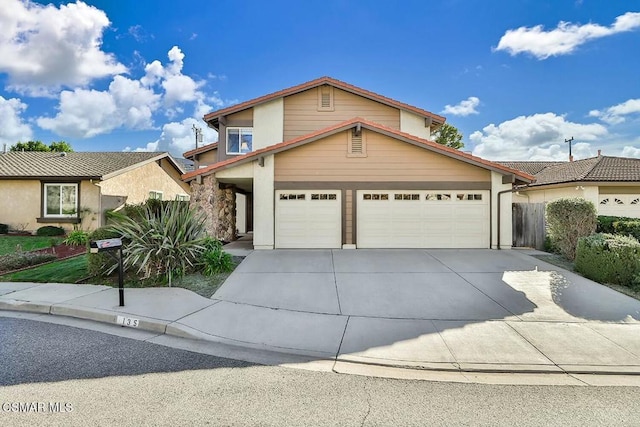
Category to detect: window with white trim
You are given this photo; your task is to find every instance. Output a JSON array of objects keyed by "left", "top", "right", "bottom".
[
  {"left": 279, "top": 193, "right": 306, "bottom": 200},
  {"left": 311, "top": 193, "right": 337, "bottom": 200},
  {"left": 175, "top": 194, "right": 190, "bottom": 202},
  {"left": 44, "top": 183, "right": 78, "bottom": 217},
  {"left": 227, "top": 127, "right": 253, "bottom": 154},
  {"left": 425, "top": 193, "right": 451, "bottom": 201},
  {"left": 363, "top": 193, "right": 389, "bottom": 200},
  {"left": 149, "top": 191, "right": 163, "bottom": 200}
]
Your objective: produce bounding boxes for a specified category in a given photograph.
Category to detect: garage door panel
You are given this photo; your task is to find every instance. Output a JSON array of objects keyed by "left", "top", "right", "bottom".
[
  {"left": 276, "top": 190, "right": 341, "bottom": 249},
  {"left": 357, "top": 190, "right": 489, "bottom": 249}
]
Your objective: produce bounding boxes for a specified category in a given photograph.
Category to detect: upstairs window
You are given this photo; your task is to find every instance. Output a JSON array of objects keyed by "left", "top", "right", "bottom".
[
  {"left": 227, "top": 128, "right": 253, "bottom": 155},
  {"left": 149, "top": 191, "right": 163, "bottom": 200},
  {"left": 44, "top": 183, "right": 78, "bottom": 217}
]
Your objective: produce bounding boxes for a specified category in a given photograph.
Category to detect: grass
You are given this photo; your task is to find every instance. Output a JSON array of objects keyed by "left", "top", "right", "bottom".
[
  {"left": 1, "top": 254, "right": 88, "bottom": 283},
  {"left": 0, "top": 235, "right": 63, "bottom": 256},
  {"left": 1, "top": 252, "right": 241, "bottom": 298}
]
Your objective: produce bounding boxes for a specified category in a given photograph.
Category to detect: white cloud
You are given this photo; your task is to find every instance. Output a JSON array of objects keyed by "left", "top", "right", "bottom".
[
  {"left": 0, "top": 96, "right": 33, "bottom": 145},
  {"left": 0, "top": 0, "right": 126, "bottom": 95},
  {"left": 442, "top": 97, "right": 480, "bottom": 116},
  {"left": 589, "top": 98, "right": 640, "bottom": 124},
  {"left": 495, "top": 12, "right": 640, "bottom": 59},
  {"left": 622, "top": 146, "right": 640, "bottom": 158},
  {"left": 471, "top": 112, "right": 608, "bottom": 160},
  {"left": 37, "top": 75, "right": 160, "bottom": 138},
  {"left": 133, "top": 117, "right": 218, "bottom": 157}
]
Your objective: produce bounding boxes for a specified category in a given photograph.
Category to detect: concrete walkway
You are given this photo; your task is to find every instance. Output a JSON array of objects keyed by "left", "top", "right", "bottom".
[{"left": 2, "top": 249, "right": 640, "bottom": 386}]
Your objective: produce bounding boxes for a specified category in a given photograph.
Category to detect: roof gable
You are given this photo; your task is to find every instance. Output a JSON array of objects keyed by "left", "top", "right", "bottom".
[
  {"left": 183, "top": 142, "right": 218, "bottom": 158},
  {"left": 182, "top": 118, "right": 533, "bottom": 183},
  {"left": 0, "top": 152, "right": 183, "bottom": 180},
  {"left": 203, "top": 77, "right": 445, "bottom": 127}
]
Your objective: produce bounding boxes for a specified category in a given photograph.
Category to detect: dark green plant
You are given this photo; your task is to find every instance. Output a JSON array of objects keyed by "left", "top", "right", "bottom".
[
  {"left": 36, "top": 226, "right": 65, "bottom": 236},
  {"left": 199, "top": 238, "right": 234, "bottom": 276},
  {"left": 0, "top": 224, "right": 8, "bottom": 234},
  {"left": 108, "top": 202, "right": 206, "bottom": 286},
  {"left": 0, "top": 252, "right": 57, "bottom": 272},
  {"left": 86, "top": 227, "right": 121, "bottom": 277},
  {"left": 612, "top": 220, "right": 640, "bottom": 241},
  {"left": 575, "top": 233, "right": 640, "bottom": 287},
  {"left": 546, "top": 198, "right": 597, "bottom": 261},
  {"left": 596, "top": 216, "right": 624, "bottom": 234},
  {"left": 63, "top": 230, "right": 89, "bottom": 247}
]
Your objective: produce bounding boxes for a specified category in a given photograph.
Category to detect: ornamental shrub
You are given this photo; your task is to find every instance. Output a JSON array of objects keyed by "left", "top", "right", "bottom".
[
  {"left": 612, "top": 220, "right": 640, "bottom": 241},
  {"left": 546, "top": 198, "right": 597, "bottom": 260},
  {"left": 199, "top": 238, "right": 234, "bottom": 276},
  {"left": 108, "top": 201, "right": 206, "bottom": 286},
  {"left": 575, "top": 233, "right": 640, "bottom": 287},
  {"left": 36, "top": 226, "right": 65, "bottom": 236},
  {"left": 0, "top": 252, "right": 57, "bottom": 272},
  {"left": 63, "top": 230, "right": 89, "bottom": 247}
]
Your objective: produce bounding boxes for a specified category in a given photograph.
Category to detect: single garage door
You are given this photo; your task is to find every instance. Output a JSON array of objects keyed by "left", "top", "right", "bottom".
[
  {"left": 275, "top": 190, "right": 341, "bottom": 248},
  {"left": 357, "top": 190, "right": 489, "bottom": 248},
  {"left": 599, "top": 195, "right": 640, "bottom": 218}
]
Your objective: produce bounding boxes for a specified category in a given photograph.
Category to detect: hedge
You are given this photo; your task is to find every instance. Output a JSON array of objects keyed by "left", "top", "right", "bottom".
[
  {"left": 36, "top": 226, "right": 65, "bottom": 236},
  {"left": 546, "top": 198, "right": 597, "bottom": 261},
  {"left": 597, "top": 215, "right": 640, "bottom": 241},
  {"left": 575, "top": 233, "right": 640, "bottom": 288},
  {"left": 0, "top": 252, "right": 57, "bottom": 272}
]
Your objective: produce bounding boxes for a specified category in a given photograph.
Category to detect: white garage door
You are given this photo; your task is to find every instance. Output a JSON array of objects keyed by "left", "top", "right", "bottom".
[
  {"left": 599, "top": 195, "right": 640, "bottom": 218},
  {"left": 357, "top": 190, "right": 490, "bottom": 248},
  {"left": 275, "top": 190, "right": 341, "bottom": 248}
]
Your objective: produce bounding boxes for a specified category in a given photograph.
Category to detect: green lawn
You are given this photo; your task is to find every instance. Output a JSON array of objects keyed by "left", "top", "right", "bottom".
[
  {"left": 0, "top": 235, "right": 63, "bottom": 256},
  {"left": 1, "top": 254, "right": 88, "bottom": 283}
]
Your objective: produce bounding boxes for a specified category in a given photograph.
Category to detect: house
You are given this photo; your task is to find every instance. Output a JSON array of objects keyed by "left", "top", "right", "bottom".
[
  {"left": 0, "top": 151, "right": 191, "bottom": 232},
  {"left": 183, "top": 76, "right": 533, "bottom": 249},
  {"left": 502, "top": 155, "right": 640, "bottom": 218}
]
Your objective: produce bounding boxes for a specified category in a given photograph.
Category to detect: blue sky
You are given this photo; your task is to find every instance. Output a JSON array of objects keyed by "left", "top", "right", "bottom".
[{"left": 1, "top": 0, "right": 639, "bottom": 161}]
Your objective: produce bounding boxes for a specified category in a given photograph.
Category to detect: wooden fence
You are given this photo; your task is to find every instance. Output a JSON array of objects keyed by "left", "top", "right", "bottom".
[{"left": 512, "top": 203, "right": 547, "bottom": 250}]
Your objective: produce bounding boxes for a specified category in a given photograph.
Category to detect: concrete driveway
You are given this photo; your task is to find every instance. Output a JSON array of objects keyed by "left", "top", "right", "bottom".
[{"left": 173, "top": 249, "right": 640, "bottom": 374}]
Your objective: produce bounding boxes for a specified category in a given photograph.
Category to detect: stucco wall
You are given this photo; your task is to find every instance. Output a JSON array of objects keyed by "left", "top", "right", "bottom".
[
  {"left": 400, "top": 110, "right": 431, "bottom": 140},
  {"left": 254, "top": 98, "right": 284, "bottom": 149},
  {"left": 99, "top": 160, "right": 190, "bottom": 205}
]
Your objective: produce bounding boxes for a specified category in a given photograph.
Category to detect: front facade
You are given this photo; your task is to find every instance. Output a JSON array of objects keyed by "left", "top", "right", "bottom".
[
  {"left": 184, "top": 77, "right": 532, "bottom": 249},
  {"left": 0, "top": 152, "right": 190, "bottom": 232}
]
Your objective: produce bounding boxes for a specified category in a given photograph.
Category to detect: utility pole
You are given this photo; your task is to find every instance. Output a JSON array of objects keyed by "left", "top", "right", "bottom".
[
  {"left": 192, "top": 124, "right": 203, "bottom": 149},
  {"left": 564, "top": 137, "right": 574, "bottom": 161}
]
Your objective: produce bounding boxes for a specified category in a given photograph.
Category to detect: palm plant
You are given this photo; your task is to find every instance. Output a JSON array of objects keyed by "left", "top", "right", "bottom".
[{"left": 108, "top": 201, "right": 206, "bottom": 286}]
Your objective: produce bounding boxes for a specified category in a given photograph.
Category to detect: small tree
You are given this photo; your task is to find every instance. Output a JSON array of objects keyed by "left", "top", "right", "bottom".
[
  {"left": 432, "top": 123, "right": 464, "bottom": 149},
  {"left": 546, "top": 198, "right": 597, "bottom": 261},
  {"left": 11, "top": 140, "right": 51, "bottom": 152},
  {"left": 49, "top": 141, "right": 74, "bottom": 152}
]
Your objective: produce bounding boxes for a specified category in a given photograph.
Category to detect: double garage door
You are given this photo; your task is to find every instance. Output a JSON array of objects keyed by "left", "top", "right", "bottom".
[{"left": 275, "top": 189, "right": 490, "bottom": 249}]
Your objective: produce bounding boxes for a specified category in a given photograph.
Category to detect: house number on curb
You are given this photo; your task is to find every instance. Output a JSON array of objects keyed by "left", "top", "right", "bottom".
[{"left": 116, "top": 315, "right": 140, "bottom": 328}]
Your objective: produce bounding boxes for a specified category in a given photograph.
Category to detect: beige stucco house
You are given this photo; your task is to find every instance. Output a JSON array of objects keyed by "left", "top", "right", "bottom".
[
  {"left": 183, "top": 76, "right": 533, "bottom": 249},
  {"left": 501, "top": 156, "right": 640, "bottom": 218},
  {"left": 0, "top": 151, "right": 190, "bottom": 232}
]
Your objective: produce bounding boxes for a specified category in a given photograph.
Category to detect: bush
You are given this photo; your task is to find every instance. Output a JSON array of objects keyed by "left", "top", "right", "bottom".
[
  {"left": 546, "top": 198, "right": 597, "bottom": 261},
  {"left": 63, "top": 230, "right": 89, "bottom": 247},
  {"left": 575, "top": 233, "right": 640, "bottom": 287},
  {"left": 87, "top": 227, "right": 121, "bottom": 277},
  {"left": 36, "top": 226, "right": 65, "bottom": 236},
  {"left": 108, "top": 201, "right": 206, "bottom": 286},
  {"left": 0, "top": 223, "right": 8, "bottom": 234},
  {"left": 612, "top": 220, "right": 640, "bottom": 241},
  {"left": 0, "top": 252, "right": 57, "bottom": 272},
  {"left": 597, "top": 216, "right": 625, "bottom": 234},
  {"left": 199, "top": 238, "right": 234, "bottom": 276}
]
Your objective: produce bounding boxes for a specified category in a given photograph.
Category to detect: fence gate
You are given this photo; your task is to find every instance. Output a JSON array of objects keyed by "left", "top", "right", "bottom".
[{"left": 512, "top": 203, "right": 546, "bottom": 250}]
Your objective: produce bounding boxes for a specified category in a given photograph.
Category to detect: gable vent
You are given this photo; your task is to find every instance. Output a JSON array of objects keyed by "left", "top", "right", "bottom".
[
  {"left": 351, "top": 133, "right": 363, "bottom": 153},
  {"left": 321, "top": 92, "right": 331, "bottom": 108},
  {"left": 317, "top": 85, "right": 334, "bottom": 111}
]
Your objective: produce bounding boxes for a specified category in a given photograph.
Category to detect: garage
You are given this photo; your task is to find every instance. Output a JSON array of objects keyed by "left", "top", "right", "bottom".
[
  {"left": 357, "top": 190, "right": 490, "bottom": 248},
  {"left": 275, "top": 190, "right": 342, "bottom": 248},
  {"left": 599, "top": 194, "right": 640, "bottom": 218}
]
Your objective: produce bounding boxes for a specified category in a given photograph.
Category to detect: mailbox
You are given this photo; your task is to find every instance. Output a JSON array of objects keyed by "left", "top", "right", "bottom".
[
  {"left": 89, "top": 238, "right": 122, "bottom": 254},
  {"left": 89, "top": 238, "right": 125, "bottom": 307}
]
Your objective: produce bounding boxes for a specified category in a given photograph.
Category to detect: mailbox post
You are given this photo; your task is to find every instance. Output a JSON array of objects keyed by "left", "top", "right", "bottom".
[{"left": 89, "top": 238, "right": 125, "bottom": 306}]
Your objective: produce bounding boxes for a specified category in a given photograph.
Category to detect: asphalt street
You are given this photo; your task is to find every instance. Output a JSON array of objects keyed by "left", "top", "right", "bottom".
[{"left": 1, "top": 317, "right": 640, "bottom": 426}]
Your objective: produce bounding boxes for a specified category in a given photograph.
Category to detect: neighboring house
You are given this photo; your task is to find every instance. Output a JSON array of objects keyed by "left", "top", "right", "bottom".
[
  {"left": 0, "top": 151, "right": 191, "bottom": 232},
  {"left": 183, "top": 76, "right": 533, "bottom": 249},
  {"left": 501, "top": 155, "right": 640, "bottom": 218}
]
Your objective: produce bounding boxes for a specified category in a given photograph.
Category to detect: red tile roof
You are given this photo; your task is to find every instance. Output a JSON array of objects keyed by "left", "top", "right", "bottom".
[
  {"left": 203, "top": 76, "right": 446, "bottom": 125},
  {"left": 183, "top": 142, "right": 218, "bottom": 158},
  {"left": 182, "top": 118, "right": 534, "bottom": 182}
]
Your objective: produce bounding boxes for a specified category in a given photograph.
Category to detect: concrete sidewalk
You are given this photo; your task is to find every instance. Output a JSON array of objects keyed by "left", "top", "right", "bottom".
[{"left": 1, "top": 249, "right": 640, "bottom": 386}]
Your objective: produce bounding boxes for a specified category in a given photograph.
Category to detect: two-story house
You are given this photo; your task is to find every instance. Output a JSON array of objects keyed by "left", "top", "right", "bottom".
[{"left": 183, "top": 77, "right": 533, "bottom": 250}]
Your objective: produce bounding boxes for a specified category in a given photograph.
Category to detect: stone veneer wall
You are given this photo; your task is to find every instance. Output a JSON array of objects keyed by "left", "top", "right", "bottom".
[{"left": 190, "top": 176, "right": 237, "bottom": 242}]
